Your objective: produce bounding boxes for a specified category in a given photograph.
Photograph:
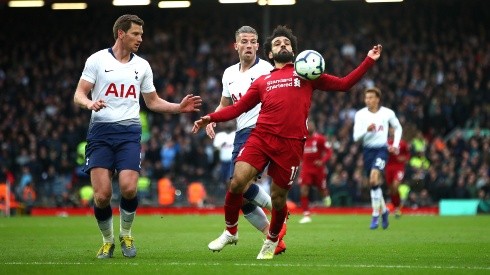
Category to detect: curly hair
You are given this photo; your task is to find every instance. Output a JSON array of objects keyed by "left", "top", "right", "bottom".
[{"left": 263, "top": 25, "right": 298, "bottom": 64}]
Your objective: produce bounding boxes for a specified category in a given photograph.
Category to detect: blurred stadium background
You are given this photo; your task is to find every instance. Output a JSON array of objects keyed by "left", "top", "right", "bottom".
[{"left": 0, "top": 0, "right": 489, "bottom": 215}]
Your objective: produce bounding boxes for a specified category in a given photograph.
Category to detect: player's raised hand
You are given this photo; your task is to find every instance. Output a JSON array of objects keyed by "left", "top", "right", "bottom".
[
  {"left": 192, "top": 116, "right": 211, "bottom": 134},
  {"left": 205, "top": 122, "right": 217, "bottom": 139},
  {"left": 88, "top": 99, "right": 107, "bottom": 112},
  {"left": 180, "top": 94, "right": 203, "bottom": 113},
  {"left": 367, "top": 44, "right": 382, "bottom": 61}
]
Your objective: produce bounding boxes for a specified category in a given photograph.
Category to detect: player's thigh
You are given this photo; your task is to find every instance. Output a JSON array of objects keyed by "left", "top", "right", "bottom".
[
  {"left": 314, "top": 173, "right": 328, "bottom": 190},
  {"left": 114, "top": 140, "right": 142, "bottom": 173},
  {"left": 230, "top": 161, "right": 259, "bottom": 193},
  {"left": 385, "top": 167, "right": 395, "bottom": 186},
  {"left": 85, "top": 139, "right": 115, "bottom": 172},
  {"left": 267, "top": 139, "right": 303, "bottom": 190},
  {"left": 90, "top": 167, "right": 113, "bottom": 196},
  {"left": 298, "top": 171, "right": 313, "bottom": 194}
]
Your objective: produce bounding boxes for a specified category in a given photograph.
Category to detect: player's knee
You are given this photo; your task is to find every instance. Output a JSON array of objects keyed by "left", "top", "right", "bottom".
[
  {"left": 229, "top": 175, "right": 251, "bottom": 193},
  {"left": 94, "top": 193, "right": 112, "bottom": 207},
  {"left": 120, "top": 184, "right": 137, "bottom": 198}
]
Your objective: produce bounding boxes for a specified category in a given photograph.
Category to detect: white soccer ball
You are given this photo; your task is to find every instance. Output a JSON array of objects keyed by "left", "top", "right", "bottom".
[{"left": 294, "top": 50, "right": 325, "bottom": 80}]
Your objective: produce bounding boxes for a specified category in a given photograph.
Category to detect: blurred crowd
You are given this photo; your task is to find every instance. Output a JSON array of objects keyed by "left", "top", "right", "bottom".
[{"left": 0, "top": 0, "right": 489, "bottom": 212}]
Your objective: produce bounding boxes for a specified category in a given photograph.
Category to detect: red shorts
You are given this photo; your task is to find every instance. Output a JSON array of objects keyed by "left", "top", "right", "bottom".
[
  {"left": 385, "top": 165, "right": 405, "bottom": 186},
  {"left": 298, "top": 168, "right": 327, "bottom": 190},
  {"left": 236, "top": 131, "right": 304, "bottom": 190}
]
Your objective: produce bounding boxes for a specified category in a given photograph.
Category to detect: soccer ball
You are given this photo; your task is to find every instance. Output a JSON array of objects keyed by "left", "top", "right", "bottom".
[{"left": 294, "top": 50, "right": 325, "bottom": 80}]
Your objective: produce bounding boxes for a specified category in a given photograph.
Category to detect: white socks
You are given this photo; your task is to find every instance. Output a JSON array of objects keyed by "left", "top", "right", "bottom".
[
  {"left": 97, "top": 216, "right": 114, "bottom": 243},
  {"left": 370, "top": 186, "right": 387, "bottom": 216},
  {"left": 250, "top": 186, "right": 273, "bottom": 211},
  {"left": 244, "top": 206, "right": 270, "bottom": 235},
  {"left": 120, "top": 208, "right": 136, "bottom": 237}
]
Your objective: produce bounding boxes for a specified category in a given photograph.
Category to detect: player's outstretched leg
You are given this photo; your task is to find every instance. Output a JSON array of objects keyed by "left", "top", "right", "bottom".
[
  {"left": 257, "top": 239, "right": 279, "bottom": 260},
  {"left": 244, "top": 183, "right": 272, "bottom": 211},
  {"left": 208, "top": 230, "right": 238, "bottom": 252},
  {"left": 274, "top": 211, "right": 289, "bottom": 255}
]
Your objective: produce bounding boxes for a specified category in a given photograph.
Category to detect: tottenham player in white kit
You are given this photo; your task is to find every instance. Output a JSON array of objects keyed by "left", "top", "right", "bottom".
[
  {"left": 353, "top": 87, "right": 402, "bottom": 230},
  {"left": 74, "top": 14, "right": 201, "bottom": 259},
  {"left": 205, "top": 26, "right": 287, "bottom": 255}
]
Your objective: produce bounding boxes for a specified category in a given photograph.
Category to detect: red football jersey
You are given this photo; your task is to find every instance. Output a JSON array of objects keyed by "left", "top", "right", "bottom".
[
  {"left": 209, "top": 57, "right": 375, "bottom": 140},
  {"left": 387, "top": 138, "right": 410, "bottom": 168},
  {"left": 302, "top": 132, "right": 332, "bottom": 170}
]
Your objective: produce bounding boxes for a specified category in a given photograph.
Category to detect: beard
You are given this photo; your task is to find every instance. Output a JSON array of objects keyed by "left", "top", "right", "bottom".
[{"left": 273, "top": 50, "right": 294, "bottom": 63}]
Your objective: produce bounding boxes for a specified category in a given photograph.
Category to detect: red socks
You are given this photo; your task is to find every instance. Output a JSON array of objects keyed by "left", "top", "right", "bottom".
[
  {"left": 268, "top": 205, "right": 288, "bottom": 242},
  {"left": 224, "top": 191, "right": 243, "bottom": 235}
]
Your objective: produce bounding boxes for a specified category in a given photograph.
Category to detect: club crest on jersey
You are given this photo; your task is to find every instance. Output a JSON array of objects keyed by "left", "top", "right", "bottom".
[
  {"left": 105, "top": 83, "right": 137, "bottom": 98},
  {"left": 135, "top": 71, "right": 139, "bottom": 80}
]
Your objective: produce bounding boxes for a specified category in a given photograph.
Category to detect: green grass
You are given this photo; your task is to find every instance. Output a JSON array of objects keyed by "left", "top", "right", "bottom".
[{"left": 1, "top": 214, "right": 489, "bottom": 274}]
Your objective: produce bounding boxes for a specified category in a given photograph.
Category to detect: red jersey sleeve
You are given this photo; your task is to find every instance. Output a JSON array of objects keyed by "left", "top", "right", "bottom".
[
  {"left": 209, "top": 81, "right": 262, "bottom": 122},
  {"left": 313, "top": 57, "right": 375, "bottom": 91},
  {"left": 322, "top": 138, "right": 333, "bottom": 164}
]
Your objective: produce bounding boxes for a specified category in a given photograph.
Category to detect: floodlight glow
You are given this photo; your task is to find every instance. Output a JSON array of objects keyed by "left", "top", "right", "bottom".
[
  {"left": 52, "top": 2, "right": 87, "bottom": 9},
  {"left": 113, "top": 0, "right": 150, "bottom": 6},
  {"left": 158, "top": 1, "right": 191, "bottom": 8},
  {"left": 8, "top": 1, "right": 44, "bottom": 7}
]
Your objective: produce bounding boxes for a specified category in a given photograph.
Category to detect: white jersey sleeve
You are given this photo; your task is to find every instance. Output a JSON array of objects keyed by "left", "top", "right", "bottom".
[
  {"left": 388, "top": 110, "right": 403, "bottom": 148},
  {"left": 221, "top": 58, "right": 273, "bottom": 131}
]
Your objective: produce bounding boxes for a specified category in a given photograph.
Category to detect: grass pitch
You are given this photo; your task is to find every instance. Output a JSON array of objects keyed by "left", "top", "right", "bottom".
[{"left": 1, "top": 213, "right": 489, "bottom": 274}]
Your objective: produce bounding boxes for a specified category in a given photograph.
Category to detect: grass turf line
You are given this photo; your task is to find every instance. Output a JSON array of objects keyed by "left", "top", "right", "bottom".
[{"left": 0, "top": 214, "right": 489, "bottom": 274}]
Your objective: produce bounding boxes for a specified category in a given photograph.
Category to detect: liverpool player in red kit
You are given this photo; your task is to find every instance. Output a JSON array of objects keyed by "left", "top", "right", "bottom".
[
  {"left": 298, "top": 120, "right": 333, "bottom": 224},
  {"left": 192, "top": 25, "right": 382, "bottom": 259},
  {"left": 385, "top": 128, "right": 410, "bottom": 218}
]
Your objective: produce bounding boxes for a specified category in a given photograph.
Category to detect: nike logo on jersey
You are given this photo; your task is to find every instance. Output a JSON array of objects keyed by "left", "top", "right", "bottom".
[
  {"left": 228, "top": 81, "right": 234, "bottom": 86},
  {"left": 105, "top": 69, "right": 114, "bottom": 72}
]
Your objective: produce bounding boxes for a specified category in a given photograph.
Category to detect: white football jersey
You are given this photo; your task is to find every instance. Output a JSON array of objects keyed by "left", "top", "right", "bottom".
[
  {"left": 221, "top": 58, "right": 273, "bottom": 131},
  {"left": 81, "top": 48, "right": 155, "bottom": 125},
  {"left": 353, "top": 106, "right": 402, "bottom": 148}
]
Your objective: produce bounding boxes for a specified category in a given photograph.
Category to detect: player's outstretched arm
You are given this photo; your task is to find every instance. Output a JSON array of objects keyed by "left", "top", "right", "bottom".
[
  {"left": 205, "top": 123, "right": 217, "bottom": 139},
  {"left": 143, "top": 92, "right": 201, "bottom": 114},
  {"left": 180, "top": 94, "right": 202, "bottom": 113},
  {"left": 192, "top": 116, "right": 211, "bottom": 134},
  {"left": 206, "top": 96, "right": 232, "bottom": 139},
  {"left": 367, "top": 44, "right": 382, "bottom": 61}
]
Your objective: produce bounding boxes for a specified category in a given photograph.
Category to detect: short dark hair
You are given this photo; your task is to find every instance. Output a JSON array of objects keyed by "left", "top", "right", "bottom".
[
  {"left": 364, "top": 87, "right": 382, "bottom": 98},
  {"left": 263, "top": 25, "right": 298, "bottom": 64},
  {"left": 113, "top": 14, "right": 144, "bottom": 40}
]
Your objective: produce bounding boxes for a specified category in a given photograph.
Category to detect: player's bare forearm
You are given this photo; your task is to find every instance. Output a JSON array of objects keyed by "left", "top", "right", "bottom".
[{"left": 74, "top": 91, "right": 106, "bottom": 112}]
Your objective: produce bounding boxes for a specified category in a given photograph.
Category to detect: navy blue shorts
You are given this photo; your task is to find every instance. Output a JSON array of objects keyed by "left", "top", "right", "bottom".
[
  {"left": 363, "top": 146, "right": 388, "bottom": 175},
  {"left": 83, "top": 123, "right": 142, "bottom": 174}
]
